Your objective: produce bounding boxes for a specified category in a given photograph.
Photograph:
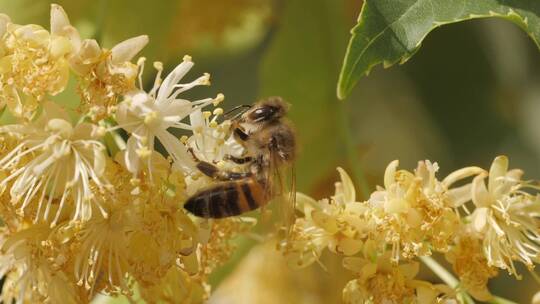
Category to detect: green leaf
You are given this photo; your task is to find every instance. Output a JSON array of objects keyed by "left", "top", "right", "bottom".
[{"left": 337, "top": 0, "right": 540, "bottom": 99}]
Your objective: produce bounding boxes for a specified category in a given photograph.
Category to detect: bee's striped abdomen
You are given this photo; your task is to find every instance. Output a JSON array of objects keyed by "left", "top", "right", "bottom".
[{"left": 184, "top": 179, "right": 270, "bottom": 218}]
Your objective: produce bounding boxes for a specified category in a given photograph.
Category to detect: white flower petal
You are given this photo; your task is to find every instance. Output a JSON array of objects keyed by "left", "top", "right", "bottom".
[
  {"left": 442, "top": 166, "right": 484, "bottom": 188},
  {"left": 156, "top": 130, "right": 194, "bottom": 171},
  {"left": 471, "top": 173, "right": 491, "bottom": 207},
  {"left": 157, "top": 59, "right": 194, "bottom": 101},
  {"left": 50, "top": 4, "right": 70, "bottom": 35},
  {"left": 446, "top": 183, "right": 472, "bottom": 207},
  {"left": 124, "top": 136, "right": 140, "bottom": 174},
  {"left": 384, "top": 160, "right": 399, "bottom": 189},
  {"left": 472, "top": 207, "right": 489, "bottom": 233},
  {"left": 0, "top": 14, "right": 10, "bottom": 37},
  {"left": 488, "top": 155, "right": 508, "bottom": 194},
  {"left": 111, "top": 35, "right": 148, "bottom": 64},
  {"left": 337, "top": 167, "right": 356, "bottom": 203}
]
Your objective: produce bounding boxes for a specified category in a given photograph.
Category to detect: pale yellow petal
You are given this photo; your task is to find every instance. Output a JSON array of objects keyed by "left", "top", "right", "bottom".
[
  {"left": 295, "top": 192, "right": 318, "bottom": 215},
  {"left": 446, "top": 183, "right": 472, "bottom": 207},
  {"left": 488, "top": 155, "right": 508, "bottom": 193},
  {"left": 311, "top": 210, "right": 338, "bottom": 233},
  {"left": 111, "top": 35, "right": 149, "bottom": 63},
  {"left": 0, "top": 13, "right": 10, "bottom": 37},
  {"left": 384, "top": 160, "right": 399, "bottom": 189},
  {"left": 471, "top": 173, "right": 491, "bottom": 207},
  {"left": 442, "top": 166, "right": 484, "bottom": 188},
  {"left": 337, "top": 167, "right": 356, "bottom": 203},
  {"left": 472, "top": 207, "right": 489, "bottom": 233},
  {"left": 385, "top": 198, "right": 409, "bottom": 214}
]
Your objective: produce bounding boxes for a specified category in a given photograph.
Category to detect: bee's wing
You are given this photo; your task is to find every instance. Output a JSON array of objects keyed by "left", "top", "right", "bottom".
[
  {"left": 268, "top": 149, "right": 296, "bottom": 236},
  {"left": 285, "top": 165, "right": 297, "bottom": 234}
]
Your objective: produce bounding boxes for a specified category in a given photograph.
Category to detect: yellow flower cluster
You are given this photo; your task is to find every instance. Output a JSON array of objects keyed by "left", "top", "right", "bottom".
[
  {"left": 281, "top": 156, "right": 540, "bottom": 303},
  {"left": 0, "top": 4, "right": 255, "bottom": 303}
]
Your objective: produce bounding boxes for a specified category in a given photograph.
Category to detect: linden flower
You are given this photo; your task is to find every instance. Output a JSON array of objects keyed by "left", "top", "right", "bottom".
[
  {"left": 0, "top": 225, "right": 80, "bottom": 304},
  {"left": 184, "top": 107, "right": 245, "bottom": 193},
  {"left": 0, "top": 102, "right": 108, "bottom": 225},
  {"left": 342, "top": 253, "right": 453, "bottom": 304},
  {"left": 445, "top": 235, "right": 498, "bottom": 301},
  {"left": 187, "top": 108, "right": 243, "bottom": 165},
  {"left": 469, "top": 155, "right": 540, "bottom": 276},
  {"left": 281, "top": 168, "right": 369, "bottom": 268},
  {"left": 127, "top": 194, "right": 199, "bottom": 286},
  {"left": 116, "top": 56, "right": 223, "bottom": 175},
  {"left": 74, "top": 200, "right": 134, "bottom": 296},
  {"left": 0, "top": 7, "right": 74, "bottom": 119},
  {"left": 49, "top": 4, "right": 148, "bottom": 120},
  {"left": 138, "top": 266, "right": 206, "bottom": 304},
  {"left": 198, "top": 217, "right": 257, "bottom": 278},
  {"left": 368, "top": 160, "right": 483, "bottom": 261}
]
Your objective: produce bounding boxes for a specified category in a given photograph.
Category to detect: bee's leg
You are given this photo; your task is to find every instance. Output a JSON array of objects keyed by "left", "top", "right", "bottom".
[
  {"left": 224, "top": 155, "right": 253, "bottom": 164},
  {"left": 197, "top": 161, "right": 253, "bottom": 181},
  {"left": 188, "top": 148, "right": 253, "bottom": 181},
  {"left": 233, "top": 127, "right": 249, "bottom": 142}
]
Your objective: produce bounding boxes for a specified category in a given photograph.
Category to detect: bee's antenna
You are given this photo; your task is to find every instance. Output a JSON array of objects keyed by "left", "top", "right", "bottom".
[{"left": 224, "top": 104, "right": 252, "bottom": 120}]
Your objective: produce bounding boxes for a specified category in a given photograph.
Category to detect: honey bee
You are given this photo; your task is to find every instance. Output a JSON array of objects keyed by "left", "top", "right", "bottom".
[{"left": 184, "top": 96, "right": 296, "bottom": 219}]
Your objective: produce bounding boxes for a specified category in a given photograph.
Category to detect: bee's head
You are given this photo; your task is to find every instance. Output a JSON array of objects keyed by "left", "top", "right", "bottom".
[{"left": 245, "top": 96, "right": 289, "bottom": 123}]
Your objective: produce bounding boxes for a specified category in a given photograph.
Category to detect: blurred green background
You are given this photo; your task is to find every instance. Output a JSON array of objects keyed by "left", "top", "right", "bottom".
[{"left": 2, "top": 0, "right": 539, "bottom": 302}]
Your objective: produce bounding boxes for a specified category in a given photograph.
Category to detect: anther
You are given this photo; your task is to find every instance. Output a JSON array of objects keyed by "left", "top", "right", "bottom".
[{"left": 213, "top": 93, "right": 225, "bottom": 106}]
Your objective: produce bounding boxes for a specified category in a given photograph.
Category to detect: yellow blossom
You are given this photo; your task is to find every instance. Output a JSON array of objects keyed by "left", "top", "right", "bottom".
[
  {"left": 368, "top": 160, "right": 483, "bottom": 261},
  {"left": 342, "top": 253, "right": 453, "bottom": 304},
  {"left": 127, "top": 194, "right": 198, "bottom": 286},
  {"left": 0, "top": 224, "right": 80, "bottom": 304},
  {"left": 48, "top": 4, "right": 148, "bottom": 120},
  {"left": 445, "top": 235, "right": 498, "bottom": 301},
  {"left": 73, "top": 200, "right": 134, "bottom": 296},
  {"left": 281, "top": 168, "right": 369, "bottom": 268},
  {"left": 116, "top": 56, "right": 220, "bottom": 175},
  {"left": 469, "top": 155, "right": 540, "bottom": 276},
  {"left": 138, "top": 266, "right": 206, "bottom": 304},
  {"left": 0, "top": 102, "right": 108, "bottom": 225}
]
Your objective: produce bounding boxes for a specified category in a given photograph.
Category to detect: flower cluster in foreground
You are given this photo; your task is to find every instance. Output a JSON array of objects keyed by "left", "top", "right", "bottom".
[
  {"left": 281, "top": 157, "right": 540, "bottom": 303},
  {"left": 0, "top": 5, "right": 254, "bottom": 303}
]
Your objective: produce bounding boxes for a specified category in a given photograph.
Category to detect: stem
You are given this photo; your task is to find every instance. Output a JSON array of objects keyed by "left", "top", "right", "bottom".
[
  {"left": 101, "top": 120, "right": 126, "bottom": 156},
  {"left": 420, "top": 256, "right": 519, "bottom": 304},
  {"left": 420, "top": 256, "right": 458, "bottom": 286},
  {"left": 339, "top": 104, "right": 370, "bottom": 200},
  {"left": 420, "top": 256, "right": 475, "bottom": 304}
]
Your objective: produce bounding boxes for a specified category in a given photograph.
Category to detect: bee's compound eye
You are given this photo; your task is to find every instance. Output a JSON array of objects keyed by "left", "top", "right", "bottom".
[{"left": 251, "top": 106, "right": 276, "bottom": 122}]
